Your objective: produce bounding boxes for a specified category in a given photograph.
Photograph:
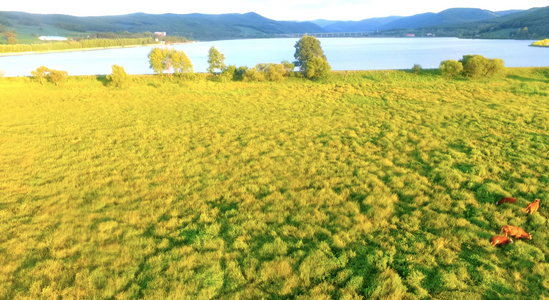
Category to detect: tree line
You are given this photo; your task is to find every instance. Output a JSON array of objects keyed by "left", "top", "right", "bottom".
[
  {"left": 22, "top": 35, "right": 511, "bottom": 86},
  {"left": 0, "top": 37, "right": 155, "bottom": 53},
  {"left": 144, "top": 35, "right": 332, "bottom": 82}
]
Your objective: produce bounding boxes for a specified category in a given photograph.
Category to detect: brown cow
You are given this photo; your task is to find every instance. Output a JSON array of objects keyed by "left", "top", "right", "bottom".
[
  {"left": 501, "top": 225, "right": 532, "bottom": 240},
  {"left": 491, "top": 236, "right": 513, "bottom": 247},
  {"left": 522, "top": 199, "right": 541, "bottom": 214},
  {"left": 496, "top": 197, "right": 517, "bottom": 206}
]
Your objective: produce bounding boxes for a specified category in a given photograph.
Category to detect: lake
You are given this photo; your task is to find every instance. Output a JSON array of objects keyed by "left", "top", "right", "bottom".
[{"left": 0, "top": 38, "right": 548, "bottom": 77}]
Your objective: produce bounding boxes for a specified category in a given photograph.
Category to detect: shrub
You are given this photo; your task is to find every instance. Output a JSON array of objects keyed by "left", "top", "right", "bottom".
[
  {"left": 242, "top": 68, "right": 266, "bottom": 82},
  {"left": 281, "top": 60, "right": 295, "bottom": 76},
  {"left": 412, "top": 64, "right": 422, "bottom": 75},
  {"left": 459, "top": 55, "right": 506, "bottom": 78},
  {"left": 106, "top": 64, "right": 130, "bottom": 87},
  {"left": 31, "top": 66, "right": 50, "bottom": 85},
  {"left": 234, "top": 66, "right": 248, "bottom": 81},
  {"left": 440, "top": 60, "right": 463, "bottom": 79},
  {"left": 256, "top": 63, "right": 286, "bottom": 82},
  {"left": 47, "top": 69, "right": 69, "bottom": 86},
  {"left": 304, "top": 56, "right": 332, "bottom": 79},
  {"left": 218, "top": 65, "right": 236, "bottom": 82},
  {"left": 31, "top": 66, "right": 68, "bottom": 86}
]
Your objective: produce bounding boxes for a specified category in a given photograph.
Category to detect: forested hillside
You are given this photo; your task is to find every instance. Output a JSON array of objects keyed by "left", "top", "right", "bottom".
[
  {"left": 0, "top": 11, "right": 324, "bottom": 41},
  {"left": 314, "top": 6, "right": 549, "bottom": 39},
  {"left": 1, "top": 6, "right": 548, "bottom": 43}
]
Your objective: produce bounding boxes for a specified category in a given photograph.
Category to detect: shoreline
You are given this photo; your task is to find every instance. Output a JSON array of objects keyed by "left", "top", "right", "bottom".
[{"left": 0, "top": 41, "right": 195, "bottom": 57}]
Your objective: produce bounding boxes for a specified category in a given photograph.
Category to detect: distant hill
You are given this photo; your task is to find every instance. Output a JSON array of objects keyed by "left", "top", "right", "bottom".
[
  {"left": 378, "top": 8, "right": 501, "bottom": 30},
  {"left": 0, "top": 11, "right": 324, "bottom": 41},
  {"left": 309, "top": 19, "right": 339, "bottom": 28},
  {"left": 1, "top": 7, "right": 548, "bottom": 42},
  {"left": 312, "top": 8, "right": 512, "bottom": 33},
  {"left": 322, "top": 16, "right": 403, "bottom": 32},
  {"left": 310, "top": 7, "right": 548, "bottom": 39},
  {"left": 432, "top": 6, "right": 549, "bottom": 39},
  {"left": 477, "top": 6, "right": 549, "bottom": 38}
]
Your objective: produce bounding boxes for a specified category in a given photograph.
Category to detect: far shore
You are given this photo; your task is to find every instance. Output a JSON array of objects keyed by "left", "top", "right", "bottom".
[{"left": 0, "top": 41, "right": 195, "bottom": 57}]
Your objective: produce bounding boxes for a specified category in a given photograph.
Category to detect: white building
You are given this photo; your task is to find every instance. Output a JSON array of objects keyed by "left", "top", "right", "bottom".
[{"left": 38, "top": 36, "right": 68, "bottom": 41}]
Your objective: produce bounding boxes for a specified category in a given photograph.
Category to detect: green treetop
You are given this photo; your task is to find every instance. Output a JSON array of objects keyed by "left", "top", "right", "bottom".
[
  {"left": 293, "top": 35, "right": 331, "bottom": 79},
  {"left": 207, "top": 46, "right": 226, "bottom": 74}
]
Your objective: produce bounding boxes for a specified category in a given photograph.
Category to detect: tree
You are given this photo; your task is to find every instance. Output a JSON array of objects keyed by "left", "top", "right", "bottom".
[
  {"left": 171, "top": 50, "right": 193, "bottom": 75},
  {"left": 293, "top": 35, "right": 331, "bottom": 79},
  {"left": 148, "top": 48, "right": 193, "bottom": 76},
  {"left": 4, "top": 31, "right": 17, "bottom": 45},
  {"left": 484, "top": 58, "right": 506, "bottom": 78},
  {"left": 439, "top": 60, "right": 463, "bottom": 79},
  {"left": 148, "top": 47, "right": 169, "bottom": 74},
  {"left": 207, "top": 46, "right": 226, "bottom": 74},
  {"left": 106, "top": 64, "right": 130, "bottom": 87}
]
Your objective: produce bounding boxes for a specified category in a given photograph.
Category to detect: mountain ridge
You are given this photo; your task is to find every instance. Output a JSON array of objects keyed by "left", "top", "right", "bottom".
[{"left": 0, "top": 6, "right": 548, "bottom": 42}]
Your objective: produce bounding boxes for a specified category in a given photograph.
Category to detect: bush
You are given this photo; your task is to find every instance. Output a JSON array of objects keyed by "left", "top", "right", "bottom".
[
  {"left": 235, "top": 66, "right": 248, "bottom": 81},
  {"left": 412, "top": 64, "right": 422, "bottom": 75},
  {"left": 459, "top": 55, "right": 506, "bottom": 78},
  {"left": 440, "top": 60, "right": 463, "bottom": 79},
  {"left": 106, "top": 64, "right": 130, "bottom": 87},
  {"left": 47, "top": 69, "right": 69, "bottom": 86},
  {"left": 218, "top": 65, "right": 237, "bottom": 82},
  {"left": 242, "top": 67, "right": 266, "bottom": 82},
  {"left": 304, "top": 56, "right": 332, "bottom": 79},
  {"left": 31, "top": 66, "right": 50, "bottom": 85},
  {"left": 281, "top": 60, "right": 295, "bottom": 76},
  {"left": 31, "top": 66, "right": 68, "bottom": 86},
  {"left": 257, "top": 63, "right": 286, "bottom": 82}
]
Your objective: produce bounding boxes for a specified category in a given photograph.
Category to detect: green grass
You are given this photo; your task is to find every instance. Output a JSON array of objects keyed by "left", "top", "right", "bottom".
[{"left": 0, "top": 69, "right": 548, "bottom": 298}]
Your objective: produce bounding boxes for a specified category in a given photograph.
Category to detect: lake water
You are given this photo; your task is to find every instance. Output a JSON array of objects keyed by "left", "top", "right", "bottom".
[{"left": 0, "top": 38, "right": 548, "bottom": 77}]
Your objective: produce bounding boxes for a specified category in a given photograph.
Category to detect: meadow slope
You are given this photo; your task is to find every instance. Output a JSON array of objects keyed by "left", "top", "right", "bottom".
[{"left": 1, "top": 69, "right": 548, "bottom": 299}]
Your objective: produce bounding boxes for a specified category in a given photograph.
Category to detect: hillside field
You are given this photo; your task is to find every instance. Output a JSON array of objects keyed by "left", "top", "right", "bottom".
[{"left": 1, "top": 69, "right": 549, "bottom": 299}]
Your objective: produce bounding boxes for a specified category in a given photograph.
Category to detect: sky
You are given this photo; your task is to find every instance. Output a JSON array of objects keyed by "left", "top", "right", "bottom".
[{"left": 2, "top": 0, "right": 548, "bottom": 21}]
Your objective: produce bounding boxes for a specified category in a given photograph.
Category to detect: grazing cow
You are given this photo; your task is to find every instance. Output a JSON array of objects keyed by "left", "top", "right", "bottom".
[
  {"left": 496, "top": 197, "right": 517, "bottom": 206},
  {"left": 491, "top": 236, "right": 513, "bottom": 247},
  {"left": 522, "top": 199, "right": 541, "bottom": 214},
  {"left": 501, "top": 225, "right": 532, "bottom": 240}
]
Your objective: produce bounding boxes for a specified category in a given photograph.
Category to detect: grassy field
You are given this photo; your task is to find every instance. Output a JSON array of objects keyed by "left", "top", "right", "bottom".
[{"left": 1, "top": 69, "right": 549, "bottom": 299}]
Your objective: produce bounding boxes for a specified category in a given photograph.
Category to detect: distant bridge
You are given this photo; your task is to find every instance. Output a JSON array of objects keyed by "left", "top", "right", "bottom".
[
  {"left": 239, "top": 32, "right": 376, "bottom": 39},
  {"left": 273, "top": 32, "right": 374, "bottom": 38}
]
